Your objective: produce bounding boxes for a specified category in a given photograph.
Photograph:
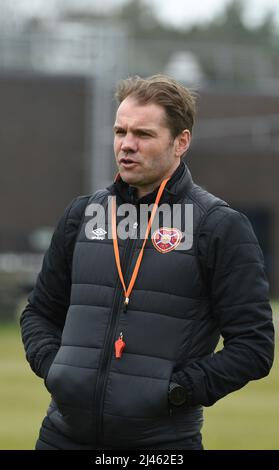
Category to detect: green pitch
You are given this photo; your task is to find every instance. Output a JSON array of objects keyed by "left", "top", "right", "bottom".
[
  {"left": 203, "top": 301, "right": 279, "bottom": 449},
  {"left": 0, "top": 304, "right": 278, "bottom": 450}
]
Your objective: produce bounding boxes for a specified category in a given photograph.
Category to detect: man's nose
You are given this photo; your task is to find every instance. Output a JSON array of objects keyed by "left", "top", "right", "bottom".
[{"left": 120, "top": 133, "right": 137, "bottom": 152}]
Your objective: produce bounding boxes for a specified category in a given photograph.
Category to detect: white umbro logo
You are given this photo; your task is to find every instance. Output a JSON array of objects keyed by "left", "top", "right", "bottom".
[{"left": 91, "top": 228, "right": 107, "bottom": 240}]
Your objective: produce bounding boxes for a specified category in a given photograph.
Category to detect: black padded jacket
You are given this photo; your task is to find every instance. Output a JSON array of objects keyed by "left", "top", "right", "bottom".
[{"left": 20, "top": 162, "right": 274, "bottom": 449}]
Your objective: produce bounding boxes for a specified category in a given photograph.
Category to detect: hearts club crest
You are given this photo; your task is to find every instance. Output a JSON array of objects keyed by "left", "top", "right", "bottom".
[{"left": 152, "top": 227, "right": 182, "bottom": 253}]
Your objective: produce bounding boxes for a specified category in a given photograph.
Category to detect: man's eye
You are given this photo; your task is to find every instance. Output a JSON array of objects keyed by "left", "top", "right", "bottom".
[
  {"left": 115, "top": 129, "right": 125, "bottom": 135},
  {"left": 138, "top": 132, "right": 151, "bottom": 137}
]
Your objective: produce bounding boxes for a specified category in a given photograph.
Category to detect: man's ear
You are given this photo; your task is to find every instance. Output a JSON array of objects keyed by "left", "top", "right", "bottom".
[{"left": 175, "top": 129, "right": 191, "bottom": 158}]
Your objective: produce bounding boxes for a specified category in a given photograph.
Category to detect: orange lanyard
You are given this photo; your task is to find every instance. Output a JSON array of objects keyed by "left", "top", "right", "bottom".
[{"left": 111, "top": 178, "right": 170, "bottom": 311}]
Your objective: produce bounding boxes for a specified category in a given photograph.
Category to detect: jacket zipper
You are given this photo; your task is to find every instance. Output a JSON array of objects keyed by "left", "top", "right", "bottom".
[{"left": 95, "top": 236, "right": 137, "bottom": 447}]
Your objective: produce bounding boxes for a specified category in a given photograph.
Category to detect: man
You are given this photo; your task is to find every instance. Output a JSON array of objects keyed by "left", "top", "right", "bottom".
[{"left": 20, "top": 75, "right": 274, "bottom": 450}]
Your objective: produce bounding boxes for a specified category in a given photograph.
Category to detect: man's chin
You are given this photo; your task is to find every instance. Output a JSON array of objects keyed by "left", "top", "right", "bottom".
[{"left": 119, "top": 173, "right": 140, "bottom": 186}]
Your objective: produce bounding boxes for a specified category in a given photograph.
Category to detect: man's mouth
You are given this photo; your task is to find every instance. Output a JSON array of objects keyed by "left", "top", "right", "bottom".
[{"left": 119, "top": 157, "right": 139, "bottom": 167}]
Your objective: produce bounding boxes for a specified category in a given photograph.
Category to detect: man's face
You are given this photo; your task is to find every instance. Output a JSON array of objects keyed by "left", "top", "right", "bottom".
[{"left": 114, "top": 97, "right": 182, "bottom": 198}]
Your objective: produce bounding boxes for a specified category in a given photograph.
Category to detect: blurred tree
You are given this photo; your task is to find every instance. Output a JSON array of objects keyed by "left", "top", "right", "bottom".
[
  {"left": 114, "top": 0, "right": 167, "bottom": 37},
  {"left": 171, "top": 0, "right": 277, "bottom": 47},
  {"left": 120, "top": 0, "right": 276, "bottom": 47},
  {"left": 255, "top": 11, "right": 277, "bottom": 47},
  {"left": 209, "top": 0, "right": 249, "bottom": 41}
]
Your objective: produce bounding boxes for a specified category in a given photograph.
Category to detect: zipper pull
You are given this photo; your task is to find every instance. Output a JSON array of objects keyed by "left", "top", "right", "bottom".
[
  {"left": 123, "top": 297, "right": 129, "bottom": 313},
  {"left": 115, "top": 332, "right": 126, "bottom": 359}
]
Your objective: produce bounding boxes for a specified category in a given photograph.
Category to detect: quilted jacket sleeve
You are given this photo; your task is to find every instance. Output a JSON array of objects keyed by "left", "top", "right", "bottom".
[
  {"left": 20, "top": 196, "right": 89, "bottom": 380},
  {"left": 172, "top": 207, "right": 274, "bottom": 407}
]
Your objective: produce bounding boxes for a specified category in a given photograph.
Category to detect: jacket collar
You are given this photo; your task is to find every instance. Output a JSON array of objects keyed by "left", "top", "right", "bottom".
[{"left": 107, "top": 161, "right": 194, "bottom": 205}]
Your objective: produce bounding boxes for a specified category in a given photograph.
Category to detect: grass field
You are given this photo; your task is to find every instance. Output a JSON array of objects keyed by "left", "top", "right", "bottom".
[{"left": 0, "top": 305, "right": 278, "bottom": 450}]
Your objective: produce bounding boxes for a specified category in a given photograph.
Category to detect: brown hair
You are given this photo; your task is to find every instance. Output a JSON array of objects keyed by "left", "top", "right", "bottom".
[{"left": 115, "top": 74, "right": 196, "bottom": 138}]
